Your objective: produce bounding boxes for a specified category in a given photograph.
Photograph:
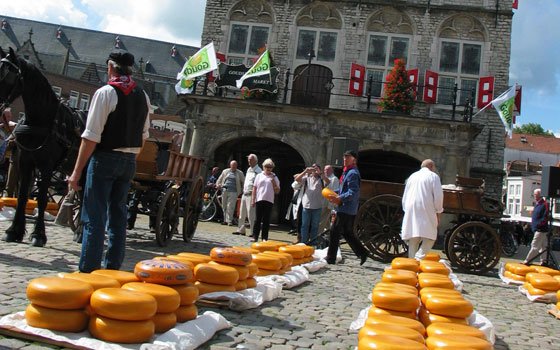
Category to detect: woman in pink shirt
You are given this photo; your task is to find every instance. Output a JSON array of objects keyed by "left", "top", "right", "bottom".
[{"left": 251, "top": 158, "right": 280, "bottom": 242}]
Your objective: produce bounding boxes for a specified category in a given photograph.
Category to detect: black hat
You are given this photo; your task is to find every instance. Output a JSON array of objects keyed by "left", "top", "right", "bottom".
[
  {"left": 107, "top": 49, "right": 135, "bottom": 67},
  {"left": 344, "top": 150, "right": 358, "bottom": 159}
]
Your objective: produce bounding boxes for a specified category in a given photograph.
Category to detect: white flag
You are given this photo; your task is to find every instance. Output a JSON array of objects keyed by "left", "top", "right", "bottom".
[
  {"left": 491, "top": 85, "right": 517, "bottom": 137},
  {"left": 177, "top": 42, "right": 218, "bottom": 81}
]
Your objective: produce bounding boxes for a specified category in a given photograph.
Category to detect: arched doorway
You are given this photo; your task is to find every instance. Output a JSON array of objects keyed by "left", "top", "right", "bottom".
[
  {"left": 358, "top": 150, "right": 420, "bottom": 183},
  {"left": 291, "top": 64, "right": 333, "bottom": 108},
  {"left": 213, "top": 137, "right": 306, "bottom": 225}
]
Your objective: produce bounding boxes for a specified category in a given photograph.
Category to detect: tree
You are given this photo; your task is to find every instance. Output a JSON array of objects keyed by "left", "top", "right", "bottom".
[
  {"left": 378, "top": 58, "right": 416, "bottom": 114},
  {"left": 513, "top": 123, "right": 554, "bottom": 136}
]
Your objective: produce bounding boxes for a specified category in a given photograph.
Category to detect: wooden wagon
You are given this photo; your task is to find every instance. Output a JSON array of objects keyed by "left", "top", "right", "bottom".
[{"left": 354, "top": 176, "right": 504, "bottom": 273}]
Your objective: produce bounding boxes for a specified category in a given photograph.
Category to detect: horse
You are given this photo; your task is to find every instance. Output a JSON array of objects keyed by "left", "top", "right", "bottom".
[{"left": 0, "top": 47, "right": 86, "bottom": 247}]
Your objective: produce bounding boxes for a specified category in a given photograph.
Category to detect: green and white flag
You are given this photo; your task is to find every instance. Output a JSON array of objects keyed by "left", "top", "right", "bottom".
[
  {"left": 491, "top": 85, "right": 517, "bottom": 137},
  {"left": 177, "top": 42, "right": 218, "bottom": 81},
  {"left": 236, "top": 50, "right": 271, "bottom": 88},
  {"left": 175, "top": 77, "right": 196, "bottom": 94}
]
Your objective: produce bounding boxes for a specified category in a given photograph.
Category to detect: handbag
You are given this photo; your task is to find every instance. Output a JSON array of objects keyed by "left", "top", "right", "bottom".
[{"left": 291, "top": 189, "right": 300, "bottom": 204}]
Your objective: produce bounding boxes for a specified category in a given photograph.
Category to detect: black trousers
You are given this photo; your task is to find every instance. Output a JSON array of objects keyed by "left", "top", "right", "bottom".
[
  {"left": 253, "top": 200, "right": 273, "bottom": 241},
  {"left": 326, "top": 212, "right": 368, "bottom": 263}
]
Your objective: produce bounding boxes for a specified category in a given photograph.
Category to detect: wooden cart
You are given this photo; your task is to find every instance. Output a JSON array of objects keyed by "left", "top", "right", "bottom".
[{"left": 354, "top": 176, "right": 503, "bottom": 273}]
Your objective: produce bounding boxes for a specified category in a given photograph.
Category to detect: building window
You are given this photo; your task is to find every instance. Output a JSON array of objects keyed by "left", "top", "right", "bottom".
[
  {"left": 296, "top": 28, "right": 338, "bottom": 62},
  {"left": 437, "top": 40, "right": 482, "bottom": 105},
  {"left": 365, "top": 33, "right": 410, "bottom": 97},
  {"left": 79, "top": 93, "right": 90, "bottom": 111},
  {"left": 68, "top": 91, "right": 79, "bottom": 108},
  {"left": 227, "top": 23, "right": 270, "bottom": 65},
  {"left": 52, "top": 86, "right": 62, "bottom": 97}
]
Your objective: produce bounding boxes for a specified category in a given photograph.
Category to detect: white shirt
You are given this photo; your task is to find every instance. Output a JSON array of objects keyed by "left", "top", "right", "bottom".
[
  {"left": 243, "top": 165, "right": 262, "bottom": 195},
  {"left": 325, "top": 174, "right": 341, "bottom": 209}
]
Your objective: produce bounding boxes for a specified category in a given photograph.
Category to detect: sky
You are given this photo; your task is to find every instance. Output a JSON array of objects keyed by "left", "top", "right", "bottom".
[{"left": 0, "top": 0, "right": 558, "bottom": 135}]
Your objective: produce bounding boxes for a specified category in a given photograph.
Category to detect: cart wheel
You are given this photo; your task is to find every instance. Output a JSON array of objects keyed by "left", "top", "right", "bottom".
[
  {"left": 155, "top": 187, "right": 180, "bottom": 247},
  {"left": 446, "top": 221, "right": 501, "bottom": 274},
  {"left": 354, "top": 194, "right": 407, "bottom": 262},
  {"left": 183, "top": 177, "right": 203, "bottom": 243}
]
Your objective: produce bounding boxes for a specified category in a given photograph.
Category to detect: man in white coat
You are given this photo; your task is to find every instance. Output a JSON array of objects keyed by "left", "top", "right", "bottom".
[{"left": 401, "top": 159, "right": 444, "bottom": 260}]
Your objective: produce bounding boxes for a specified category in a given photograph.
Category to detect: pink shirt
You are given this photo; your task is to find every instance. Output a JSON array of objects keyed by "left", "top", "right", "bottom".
[{"left": 253, "top": 172, "right": 280, "bottom": 204}]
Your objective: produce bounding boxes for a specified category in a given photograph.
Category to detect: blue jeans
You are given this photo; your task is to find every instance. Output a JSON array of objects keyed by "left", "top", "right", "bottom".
[
  {"left": 79, "top": 150, "right": 136, "bottom": 272},
  {"left": 301, "top": 208, "right": 322, "bottom": 245}
]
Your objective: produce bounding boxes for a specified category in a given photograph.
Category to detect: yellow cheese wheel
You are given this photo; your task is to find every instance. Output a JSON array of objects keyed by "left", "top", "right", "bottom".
[
  {"left": 367, "top": 305, "right": 417, "bottom": 319},
  {"left": 359, "top": 323, "right": 425, "bottom": 343},
  {"left": 91, "top": 269, "right": 140, "bottom": 286},
  {"left": 391, "top": 257, "right": 420, "bottom": 272},
  {"left": 122, "top": 282, "right": 180, "bottom": 313},
  {"left": 419, "top": 261, "right": 449, "bottom": 275},
  {"left": 247, "top": 262, "right": 259, "bottom": 277},
  {"left": 418, "top": 273, "right": 454, "bottom": 289},
  {"left": 155, "top": 256, "right": 195, "bottom": 270},
  {"left": 301, "top": 244, "right": 315, "bottom": 257},
  {"left": 25, "top": 304, "right": 89, "bottom": 332},
  {"left": 418, "top": 306, "right": 467, "bottom": 327},
  {"left": 278, "top": 245, "right": 306, "bottom": 259},
  {"left": 375, "top": 282, "right": 419, "bottom": 295},
  {"left": 425, "top": 296, "right": 473, "bottom": 319},
  {"left": 256, "top": 268, "right": 282, "bottom": 276},
  {"left": 423, "top": 252, "right": 441, "bottom": 261},
  {"left": 176, "top": 252, "right": 212, "bottom": 266},
  {"left": 245, "top": 277, "right": 257, "bottom": 289},
  {"left": 89, "top": 315, "right": 154, "bottom": 343},
  {"left": 372, "top": 289, "right": 420, "bottom": 312},
  {"left": 90, "top": 287, "right": 157, "bottom": 321},
  {"left": 231, "top": 246, "right": 260, "bottom": 254},
  {"left": 505, "top": 262, "right": 534, "bottom": 276},
  {"left": 2, "top": 197, "right": 17, "bottom": 207},
  {"left": 176, "top": 304, "right": 198, "bottom": 323},
  {"left": 531, "top": 265, "right": 560, "bottom": 276},
  {"left": 251, "top": 241, "right": 280, "bottom": 252},
  {"left": 252, "top": 254, "right": 283, "bottom": 271},
  {"left": 420, "top": 290, "right": 463, "bottom": 305},
  {"left": 134, "top": 259, "right": 193, "bottom": 285},
  {"left": 209, "top": 261, "right": 249, "bottom": 280},
  {"left": 235, "top": 280, "right": 247, "bottom": 291},
  {"left": 291, "top": 258, "right": 308, "bottom": 265},
  {"left": 58, "top": 272, "right": 120, "bottom": 290},
  {"left": 425, "top": 334, "right": 492, "bottom": 350},
  {"left": 210, "top": 247, "right": 252, "bottom": 266},
  {"left": 556, "top": 301, "right": 560, "bottom": 310},
  {"left": 194, "top": 263, "right": 239, "bottom": 285},
  {"left": 152, "top": 312, "right": 177, "bottom": 333},
  {"left": 195, "top": 281, "right": 236, "bottom": 295},
  {"left": 419, "top": 287, "right": 461, "bottom": 297},
  {"left": 426, "top": 322, "right": 486, "bottom": 339},
  {"left": 524, "top": 282, "right": 556, "bottom": 296},
  {"left": 27, "top": 277, "right": 94, "bottom": 310},
  {"left": 261, "top": 251, "right": 292, "bottom": 268},
  {"left": 321, "top": 187, "right": 337, "bottom": 201},
  {"left": 528, "top": 273, "right": 560, "bottom": 290},
  {"left": 503, "top": 270, "right": 526, "bottom": 282},
  {"left": 365, "top": 314, "right": 426, "bottom": 336},
  {"left": 358, "top": 335, "right": 428, "bottom": 350},
  {"left": 381, "top": 269, "right": 418, "bottom": 286},
  {"left": 168, "top": 283, "right": 199, "bottom": 305},
  {"left": 557, "top": 289, "right": 560, "bottom": 301}
]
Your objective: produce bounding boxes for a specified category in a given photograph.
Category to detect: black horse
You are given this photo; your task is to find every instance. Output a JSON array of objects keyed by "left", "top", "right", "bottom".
[{"left": 0, "top": 47, "right": 85, "bottom": 247}]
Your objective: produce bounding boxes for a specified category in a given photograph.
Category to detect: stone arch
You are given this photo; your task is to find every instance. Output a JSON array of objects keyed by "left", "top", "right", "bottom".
[
  {"left": 366, "top": 6, "right": 414, "bottom": 35},
  {"left": 296, "top": 2, "right": 343, "bottom": 29},
  {"left": 229, "top": 0, "right": 274, "bottom": 24},
  {"left": 437, "top": 14, "right": 487, "bottom": 41},
  {"left": 358, "top": 149, "right": 421, "bottom": 183}
]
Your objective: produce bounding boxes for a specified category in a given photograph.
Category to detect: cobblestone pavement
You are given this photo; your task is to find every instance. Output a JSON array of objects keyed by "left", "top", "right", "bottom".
[{"left": 0, "top": 218, "right": 558, "bottom": 350}]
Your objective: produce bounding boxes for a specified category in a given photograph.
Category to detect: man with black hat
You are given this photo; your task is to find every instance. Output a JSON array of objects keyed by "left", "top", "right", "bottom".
[
  {"left": 68, "top": 49, "right": 151, "bottom": 272},
  {"left": 325, "top": 150, "right": 369, "bottom": 265}
]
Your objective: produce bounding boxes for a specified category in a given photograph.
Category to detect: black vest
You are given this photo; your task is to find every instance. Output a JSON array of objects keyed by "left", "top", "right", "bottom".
[{"left": 98, "top": 85, "right": 148, "bottom": 150}]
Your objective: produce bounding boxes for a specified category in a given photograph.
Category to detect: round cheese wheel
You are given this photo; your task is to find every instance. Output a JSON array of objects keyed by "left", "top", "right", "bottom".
[
  {"left": 556, "top": 301, "right": 560, "bottom": 310},
  {"left": 358, "top": 323, "right": 425, "bottom": 343},
  {"left": 58, "top": 272, "right": 120, "bottom": 290},
  {"left": 291, "top": 258, "right": 308, "bottom": 265},
  {"left": 122, "top": 282, "right": 180, "bottom": 313},
  {"left": 245, "top": 277, "right": 257, "bottom": 289},
  {"left": 358, "top": 335, "right": 428, "bottom": 350},
  {"left": 381, "top": 269, "right": 418, "bottom": 286},
  {"left": 231, "top": 246, "right": 260, "bottom": 254},
  {"left": 194, "top": 263, "right": 239, "bottom": 285},
  {"left": 367, "top": 305, "right": 417, "bottom": 319},
  {"left": 252, "top": 254, "right": 283, "bottom": 271},
  {"left": 300, "top": 244, "right": 315, "bottom": 257},
  {"left": 235, "top": 280, "right": 247, "bottom": 291},
  {"left": 209, "top": 261, "right": 249, "bottom": 280},
  {"left": 195, "top": 281, "right": 236, "bottom": 295},
  {"left": 419, "top": 261, "right": 449, "bottom": 275},
  {"left": 503, "top": 270, "right": 526, "bottom": 282},
  {"left": 247, "top": 262, "right": 259, "bottom": 277},
  {"left": 372, "top": 289, "right": 420, "bottom": 312},
  {"left": 176, "top": 252, "right": 212, "bottom": 266},
  {"left": 505, "top": 262, "right": 534, "bottom": 276},
  {"left": 90, "top": 287, "right": 157, "bottom": 321},
  {"left": 152, "top": 312, "right": 177, "bottom": 334},
  {"left": 210, "top": 247, "right": 252, "bottom": 266},
  {"left": 91, "top": 269, "right": 139, "bottom": 286},
  {"left": 527, "top": 273, "right": 560, "bottom": 290},
  {"left": 27, "top": 277, "right": 93, "bottom": 310},
  {"left": 278, "top": 245, "right": 306, "bottom": 259},
  {"left": 531, "top": 265, "right": 560, "bottom": 276},
  {"left": 426, "top": 322, "right": 486, "bottom": 339},
  {"left": 419, "top": 287, "right": 461, "bottom": 297},
  {"left": 168, "top": 283, "right": 199, "bottom": 305},
  {"left": 418, "top": 273, "right": 454, "bottom": 289},
  {"left": 375, "top": 282, "right": 419, "bottom": 295},
  {"left": 418, "top": 306, "right": 467, "bottom": 327},
  {"left": 155, "top": 256, "right": 195, "bottom": 270},
  {"left": 557, "top": 289, "right": 560, "bottom": 301},
  {"left": 423, "top": 252, "right": 441, "bottom": 261},
  {"left": 2, "top": 197, "right": 17, "bottom": 207},
  {"left": 420, "top": 290, "right": 463, "bottom": 305},
  {"left": 391, "top": 257, "right": 420, "bottom": 272},
  {"left": 321, "top": 187, "right": 337, "bottom": 201},
  {"left": 524, "top": 282, "right": 556, "bottom": 296},
  {"left": 134, "top": 259, "right": 192, "bottom": 286},
  {"left": 25, "top": 304, "right": 88, "bottom": 333},
  {"left": 89, "top": 315, "right": 154, "bottom": 343},
  {"left": 365, "top": 314, "right": 426, "bottom": 336},
  {"left": 425, "top": 296, "right": 473, "bottom": 319},
  {"left": 261, "top": 251, "right": 292, "bottom": 268},
  {"left": 251, "top": 241, "right": 280, "bottom": 252},
  {"left": 176, "top": 304, "right": 197, "bottom": 323},
  {"left": 257, "top": 269, "right": 282, "bottom": 276},
  {"left": 425, "top": 334, "right": 492, "bottom": 350}
]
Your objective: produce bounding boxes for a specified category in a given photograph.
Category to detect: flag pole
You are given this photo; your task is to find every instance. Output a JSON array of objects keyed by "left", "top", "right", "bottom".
[{"left": 471, "top": 84, "right": 516, "bottom": 119}]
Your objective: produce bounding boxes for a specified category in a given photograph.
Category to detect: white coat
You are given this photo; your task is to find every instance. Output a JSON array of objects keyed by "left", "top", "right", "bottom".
[{"left": 401, "top": 167, "right": 444, "bottom": 241}]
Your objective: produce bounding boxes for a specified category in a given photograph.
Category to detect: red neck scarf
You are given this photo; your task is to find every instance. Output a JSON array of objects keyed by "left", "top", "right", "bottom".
[
  {"left": 340, "top": 164, "right": 356, "bottom": 183},
  {"left": 108, "top": 75, "right": 137, "bottom": 95}
]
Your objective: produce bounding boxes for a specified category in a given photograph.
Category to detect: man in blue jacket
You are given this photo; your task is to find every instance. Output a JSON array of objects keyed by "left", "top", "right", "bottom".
[
  {"left": 523, "top": 188, "right": 549, "bottom": 265},
  {"left": 325, "top": 150, "right": 369, "bottom": 265}
]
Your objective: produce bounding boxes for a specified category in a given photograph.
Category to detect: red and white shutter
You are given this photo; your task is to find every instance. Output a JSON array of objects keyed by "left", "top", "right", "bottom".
[
  {"left": 513, "top": 84, "right": 522, "bottom": 123},
  {"left": 477, "top": 76, "right": 494, "bottom": 109},
  {"left": 407, "top": 68, "right": 419, "bottom": 94},
  {"left": 512, "top": 0, "right": 519, "bottom": 10},
  {"left": 208, "top": 52, "right": 226, "bottom": 82},
  {"left": 348, "top": 63, "right": 365, "bottom": 96},
  {"left": 423, "top": 70, "right": 439, "bottom": 104}
]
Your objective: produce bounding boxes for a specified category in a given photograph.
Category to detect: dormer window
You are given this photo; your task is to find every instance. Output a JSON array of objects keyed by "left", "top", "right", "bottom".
[
  {"left": 171, "top": 45, "right": 178, "bottom": 57},
  {"left": 115, "top": 36, "right": 121, "bottom": 48},
  {"left": 1, "top": 19, "right": 7, "bottom": 30},
  {"left": 56, "top": 26, "right": 62, "bottom": 39}
]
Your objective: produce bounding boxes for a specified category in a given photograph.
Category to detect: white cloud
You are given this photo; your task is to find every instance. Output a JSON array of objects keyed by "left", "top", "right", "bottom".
[{"left": 1, "top": 0, "right": 88, "bottom": 27}]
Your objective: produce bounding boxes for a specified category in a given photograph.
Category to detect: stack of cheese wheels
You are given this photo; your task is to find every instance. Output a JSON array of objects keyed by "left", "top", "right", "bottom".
[
  {"left": 58, "top": 272, "right": 120, "bottom": 290},
  {"left": 423, "top": 252, "right": 441, "bottom": 262},
  {"left": 1, "top": 197, "right": 17, "bottom": 208},
  {"left": 523, "top": 272, "right": 560, "bottom": 296},
  {"left": 252, "top": 253, "right": 284, "bottom": 276},
  {"left": 45, "top": 202, "right": 59, "bottom": 216},
  {"left": 194, "top": 262, "right": 239, "bottom": 294},
  {"left": 89, "top": 287, "right": 157, "bottom": 343},
  {"left": 25, "top": 277, "right": 93, "bottom": 333},
  {"left": 262, "top": 250, "right": 293, "bottom": 274},
  {"left": 134, "top": 259, "right": 193, "bottom": 286},
  {"left": 251, "top": 240, "right": 286, "bottom": 253},
  {"left": 298, "top": 244, "right": 315, "bottom": 263},
  {"left": 417, "top": 272, "right": 455, "bottom": 290},
  {"left": 169, "top": 283, "right": 199, "bottom": 323},
  {"left": 155, "top": 255, "right": 195, "bottom": 271},
  {"left": 25, "top": 199, "right": 38, "bottom": 215},
  {"left": 504, "top": 262, "right": 535, "bottom": 282},
  {"left": 391, "top": 257, "right": 420, "bottom": 273},
  {"left": 419, "top": 260, "right": 449, "bottom": 275},
  {"left": 425, "top": 334, "right": 492, "bottom": 349},
  {"left": 176, "top": 252, "right": 212, "bottom": 267},
  {"left": 381, "top": 269, "right": 418, "bottom": 287},
  {"left": 360, "top": 314, "right": 426, "bottom": 348},
  {"left": 122, "top": 282, "right": 180, "bottom": 334},
  {"left": 369, "top": 282, "right": 419, "bottom": 319},
  {"left": 419, "top": 287, "right": 473, "bottom": 327},
  {"left": 358, "top": 334, "right": 427, "bottom": 350},
  {"left": 91, "top": 269, "right": 139, "bottom": 286},
  {"left": 279, "top": 245, "right": 309, "bottom": 265},
  {"left": 230, "top": 246, "right": 260, "bottom": 287},
  {"left": 532, "top": 265, "right": 560, "bottom": 276},
  {"left": 232, "top": 246, "right": 260, "bottom": 254},
  {"left": 209, "top": 247, "right": 252, "bottom": 291}
]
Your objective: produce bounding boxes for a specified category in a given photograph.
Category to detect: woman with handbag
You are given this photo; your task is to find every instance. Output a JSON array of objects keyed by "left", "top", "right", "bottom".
[{"left": 251, "top": 158, "right": 280, "bottom": 242}]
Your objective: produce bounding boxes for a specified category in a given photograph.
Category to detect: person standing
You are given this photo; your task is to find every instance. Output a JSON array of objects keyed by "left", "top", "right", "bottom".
[
  {"left": 216, "top": 160, "right": 245, "bottom": 226},
  {"left": 319, "top": 164, "right": 340, "bottom": 233},
  {"left": 206, "top": 166, "right": 219, "bottom": 192},
  {"left": 68, "top": 49, "right": 150, "bottom": 272},
  {"left": 325, "top": 151, "right": 369, "bottom": 265},
  {"left": 523, "top": 188, "right": 549, "bottom": 265},
  {"left": 234, "top": 154, "right": 262, "bottom": 235},
  {"left": 251, "top": 158, "right": 280, "bottom": 242},
  {"left": 401, "top": 159, "right": 444, "bottom": 260}
]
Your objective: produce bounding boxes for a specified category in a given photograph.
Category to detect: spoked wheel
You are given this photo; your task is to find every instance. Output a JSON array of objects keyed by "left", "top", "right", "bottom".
[
  {"left": 155, "top": 187, "right": 180, "bottom": 247},
  {"left": 500, "top": 230, "right": 519, "bottom": 257},
  {"left": 446, "top": 221, "right": 501, "bottom": 274},
  {"left": 183, "top": 177, "right": 203, "bottom": 243},
  {"left": 199, "top": 195, "right": 217, "bottom": 222},
  {"left": 354, "top": 194, "right": 407, "bottom": 262},
  {"left": 69, "top": 192, "right": 83, "bottom": 243}
]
